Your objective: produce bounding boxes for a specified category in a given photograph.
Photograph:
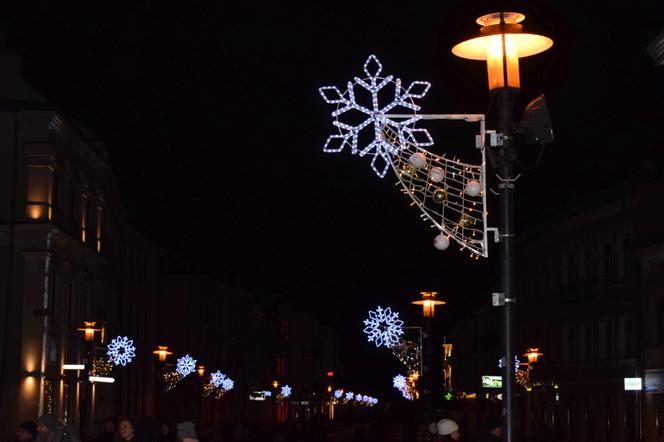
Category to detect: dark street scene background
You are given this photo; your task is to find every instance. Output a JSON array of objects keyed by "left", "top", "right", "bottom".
[{"left": 1, "top": 1, "right": 663, "bottom": 441}]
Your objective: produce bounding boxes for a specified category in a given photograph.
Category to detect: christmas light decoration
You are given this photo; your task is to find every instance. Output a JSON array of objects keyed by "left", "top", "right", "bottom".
[
  {"left": 393, "top": 374, "right": 408, "bottom": 390},
  {"left": 210, "top": 370, "right": 225, "bottom": 388},
  {"left": 345, "top": 391, "right": 355, "bottom": 402},
  {"left": 91, "top": 358, "right": 114, "bottom": 377},
  {"left": 319, "top": 55, "right": 432, "bottom": 177},
  {"left": 318, "top": 55, "right": 490, "bottom": 258},
  {"left": 176, "top": 355, "right": 197, "bottom": 378},
  {"left": 334, "top": 389, "right": 344, "bottom": 399},
  {"left": 363, "top": 306, "right": 404, "bottom": 348},
  {"left": 392, "top": 340, "right": 421, "bottom": 372},
  {"left": 222, "top": 377, "right": 234, "bottom": 391},
  {"left": 106, "top": 336, "right": 136, "bottom": 366},
  {"left": 163, "top": 371, "right": 182, "bottom": 393},
  {"left": 280, "top": 385, "right": 292, "bottom": 398}
]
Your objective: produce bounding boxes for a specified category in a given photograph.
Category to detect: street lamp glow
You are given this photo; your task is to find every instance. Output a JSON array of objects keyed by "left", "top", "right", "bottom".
[
  {"left": 77, "top": 321, "right": 101, "bottom": 342},
  {"left": 452, "top": 12, "right": 553, "bottom": 92},
  {"left": 524, "top": 347, "right": 543, "bottom": 364},
  {"left": 411, "top": 291, "right": 446, "bottom": 318},
  {"left": 152, "top": 345, "right": 173, "bottom": 362}
]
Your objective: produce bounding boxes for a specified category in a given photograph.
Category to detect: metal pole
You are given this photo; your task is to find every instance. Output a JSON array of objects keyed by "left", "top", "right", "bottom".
[{"left": 497, "top": 12, "right": 517, "bottom": 442}]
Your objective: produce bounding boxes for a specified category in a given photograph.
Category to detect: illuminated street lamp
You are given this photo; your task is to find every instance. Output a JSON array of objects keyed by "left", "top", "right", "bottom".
[
  {"left": 196, "top": 365, "right": 206, "bottom": 377},
  {"left": 152, "top": 345, "right": 173, "bottom": 362},
  {"left": 452, "top": 12, "right": 553, "bottom": 93},
  {"left": 453, "top": 12, "right": 553, "bottom": 442},
  {"left": 77, "top": 321, "right": 101, "bottom": 342},
  {"left": 411, "top": 291, "right": 446, "bottom": 318},
  {"left": 524, "top": 347, "right": 543, "bottom": 365}
]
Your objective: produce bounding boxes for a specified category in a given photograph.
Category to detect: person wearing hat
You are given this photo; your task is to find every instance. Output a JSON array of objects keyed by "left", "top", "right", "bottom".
[
  {"left": 17, "top": 421, "right": 37, "bottom": 442},
  {"left": 437, "top": 419, "right": 462, "bottom": 441},
  {"left": 175, "top": 422, "right": 198, "bottom": 442}
]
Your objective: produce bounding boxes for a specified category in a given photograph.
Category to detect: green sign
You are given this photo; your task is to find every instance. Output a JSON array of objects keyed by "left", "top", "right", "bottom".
[{"left": 481, "top": 375, "right": 502, "bottom": 388}]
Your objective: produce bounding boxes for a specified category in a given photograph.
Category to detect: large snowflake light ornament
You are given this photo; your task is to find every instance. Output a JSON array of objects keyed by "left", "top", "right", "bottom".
[
  {"left": 280, "top": 385, "right": 292, "bottom": 398},
  {"left": 319, "top": 55, "right": 433, "bottom": 177},
  {"left": 363, "top": 306, "right": 404, "bottom": 348},
  {"left": 106, "top": 336, "right": 136, "bottom": 366},
  {"left": 393, "top": 374, "right": 408, "bottom": 390},
  {"left": 176, "top": 355, "right": 197, "bottom": 378},
  {"left": 210, "top": 370, "right": 225, "bottom": 388}
]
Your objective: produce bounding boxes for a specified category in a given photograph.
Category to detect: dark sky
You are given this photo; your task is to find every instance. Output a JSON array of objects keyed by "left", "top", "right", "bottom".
[{"left": 5, "top": 1, "right": 664, "bottom": 392}]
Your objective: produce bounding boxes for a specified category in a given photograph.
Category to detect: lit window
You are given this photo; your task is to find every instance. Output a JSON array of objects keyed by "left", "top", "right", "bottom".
[
  {"left": 95, "top": 206, "right": 102, "bottom": 253},
  {"left": 26, "top": 165, "right": 53, "bottom": 220}
]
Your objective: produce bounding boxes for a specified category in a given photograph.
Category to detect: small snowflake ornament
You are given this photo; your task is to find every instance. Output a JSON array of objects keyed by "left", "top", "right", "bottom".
[
  {"left": 176, "top": 355, "right": 197, "bottom": 378},
  {"left": 106, "top": 336, "right": 136, "bottom": 366},
  {"left": 222, "top": 377, "right": 234, "bottom": 391},
  {"left": 319, "top": 55, "right": 433, "bottom": 177},
  {"left": 393, "top": 374, "right": 408, "bottom": 390},
  {"left": 210, "top": 370, "right": 225, "bottom": 388},
  {"left": 280, "top": 385, "right": 292, "bottom": 398},
  {"left": 334, "top": 389, "right": 344, "bottom": 399},
  {"left": 363, "top": 306, "right": 404, "bottom": 348},
  {"left": 345, "top": 391, "right": 355, "bottom": 401}
]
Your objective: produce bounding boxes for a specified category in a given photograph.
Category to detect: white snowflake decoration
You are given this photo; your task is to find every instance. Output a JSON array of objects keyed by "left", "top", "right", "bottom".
[
  {"left": 334, "top": 389, "right": 344, "bottom": 399},
  {"left": 355, "top": 393, "right": 363, "bottom": 401},
  {"left": 498, "top": 355, "right": 521, "bottom": 371},
  {"left": 393, "top": 374, "right": 407, "bottom": 390},
  {"left": 363, "top": 306, "right": 404, "bottom": 348},
  {"left": 319, "top": 55, "right": 433, "bottom": 177},
  {"left": 222, "top": 377, "right": 234, "bottom": 391},
  {"left": 210, "top": 370, "right": 225, "bottom": 388},
  {"left": 345, "top": 391, "right": 355, "bottom": 401},
  {"left": 106, "top": 336, "right": 136, "bottom": 366},
  {"left": 176, "top": 354, "right": 197, "bottom": 378},
  {"left": 281, "top": 385, "right": 292, "bottom": 398}
]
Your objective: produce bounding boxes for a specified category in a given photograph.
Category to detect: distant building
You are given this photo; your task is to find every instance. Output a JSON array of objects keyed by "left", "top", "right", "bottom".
[
  {"left": 449, "top": 174, "right": 664, "bottom": 441},
  {"left": 0, "top": 54, "right": 161, "bottom": 440},
  {"left": 157, "top": 275, "right": 341, "bottom": 424}
]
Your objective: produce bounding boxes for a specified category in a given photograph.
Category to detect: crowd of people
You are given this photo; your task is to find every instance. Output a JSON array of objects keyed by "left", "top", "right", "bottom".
[{"left": 13, "top": 412, "right": 562, "bottom": 442}]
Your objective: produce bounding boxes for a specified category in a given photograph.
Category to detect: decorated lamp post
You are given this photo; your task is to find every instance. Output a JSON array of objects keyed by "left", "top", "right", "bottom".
[
  {"left": 412, "top": 292, "right": 445, "bottom": 414},
  {"left": 452, "top": 12, "right": 552, "bottom": 442}
]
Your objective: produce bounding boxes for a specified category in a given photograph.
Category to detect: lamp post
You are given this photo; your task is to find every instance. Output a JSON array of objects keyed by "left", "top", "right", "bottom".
[
  {"left": 411, "top": 291, "right": 445, "bottom": 417},
  {"left": 76, "top": 321, "right": 101, "bottom": 439},
  {"left": 452, "top": 12, "right": 552, "bottom": 442}
]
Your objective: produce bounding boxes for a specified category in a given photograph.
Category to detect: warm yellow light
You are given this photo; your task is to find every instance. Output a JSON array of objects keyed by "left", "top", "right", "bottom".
[
  {"left": 272, "top": 380, "right": 279, "bottom": 389},
  {"left": 152, "top": 346, "right": 173, "bottom": 362},
  {"left": 451, "top": 12, "right": 553, "bottom": 92},
  {"left": 327, "top": 386, "right": 332, "bottom": 393},
  {"left": 412, "top": 291, "right": 446, "bottom": 318},
  {"left": 197, "top": 365, "right": 205, "bottom": 377},
  {"left": 77, "top": 321, "right": 100, "bottom": 342},
  {"left": 524, "top": 347, "right": 543, "bottom": 364}
]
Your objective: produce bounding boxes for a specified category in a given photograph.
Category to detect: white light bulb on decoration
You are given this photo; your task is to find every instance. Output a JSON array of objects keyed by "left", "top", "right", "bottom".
[
  {"left": 465, "top": 179, "right": 481, "bottom": 197},
  {"left": 334, "top": 389, "right": 344, "bottom": 399},
  {"left": 433, "top": 233, "right": 450, "bottom": 251},
  {"left": 409, "top": 152, "right": 427, "bottom": 169},
  {"left": 428, "top": 166, "right": 445, "bottom": 183}
]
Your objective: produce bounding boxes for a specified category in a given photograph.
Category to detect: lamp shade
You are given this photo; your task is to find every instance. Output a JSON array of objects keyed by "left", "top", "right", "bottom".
[
  {"left": 452, "top": 12, "right": 553, "bottom": 92},
  {"left": 412, "top": 291, "right": 446, "bottom": 318}
]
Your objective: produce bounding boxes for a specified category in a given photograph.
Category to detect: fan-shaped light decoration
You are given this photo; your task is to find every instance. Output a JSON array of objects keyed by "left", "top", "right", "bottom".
[
  {"left": 319, "top": 55, "right": 433, "bottom": 177},
  {"left": 392, "top": 340, "right": 421, "bottom": 372},
  {"left": 383, "top": 124, "right": 488, "bottom": 258}
]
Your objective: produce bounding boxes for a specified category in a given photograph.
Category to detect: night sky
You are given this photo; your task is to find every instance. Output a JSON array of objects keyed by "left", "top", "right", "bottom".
[{"left": 5, "top": 1, "right": 664, "bottom": 392}]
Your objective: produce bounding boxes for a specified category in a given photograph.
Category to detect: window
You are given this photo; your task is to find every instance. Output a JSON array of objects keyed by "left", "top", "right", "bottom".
[
  {"left": 603, "top": 245, "right": 614, "bottom": 280},
  {"left": 95, "top": 206, "right": 102, "bottom": 252},
  {"left": 81, "top": 194, "right": 88, "bottom": 242},
  {"left": 623, "top": 239, "right": 632, "bottom": 278},
  {"left": 26, "top": 165, "right": 53, "bottom": 220},
  {"left": 276, "top": 357, "right": 286, "bottom": 377},
  {"left": 656, "top": 299, "right": 664, "bottom": 347}
]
